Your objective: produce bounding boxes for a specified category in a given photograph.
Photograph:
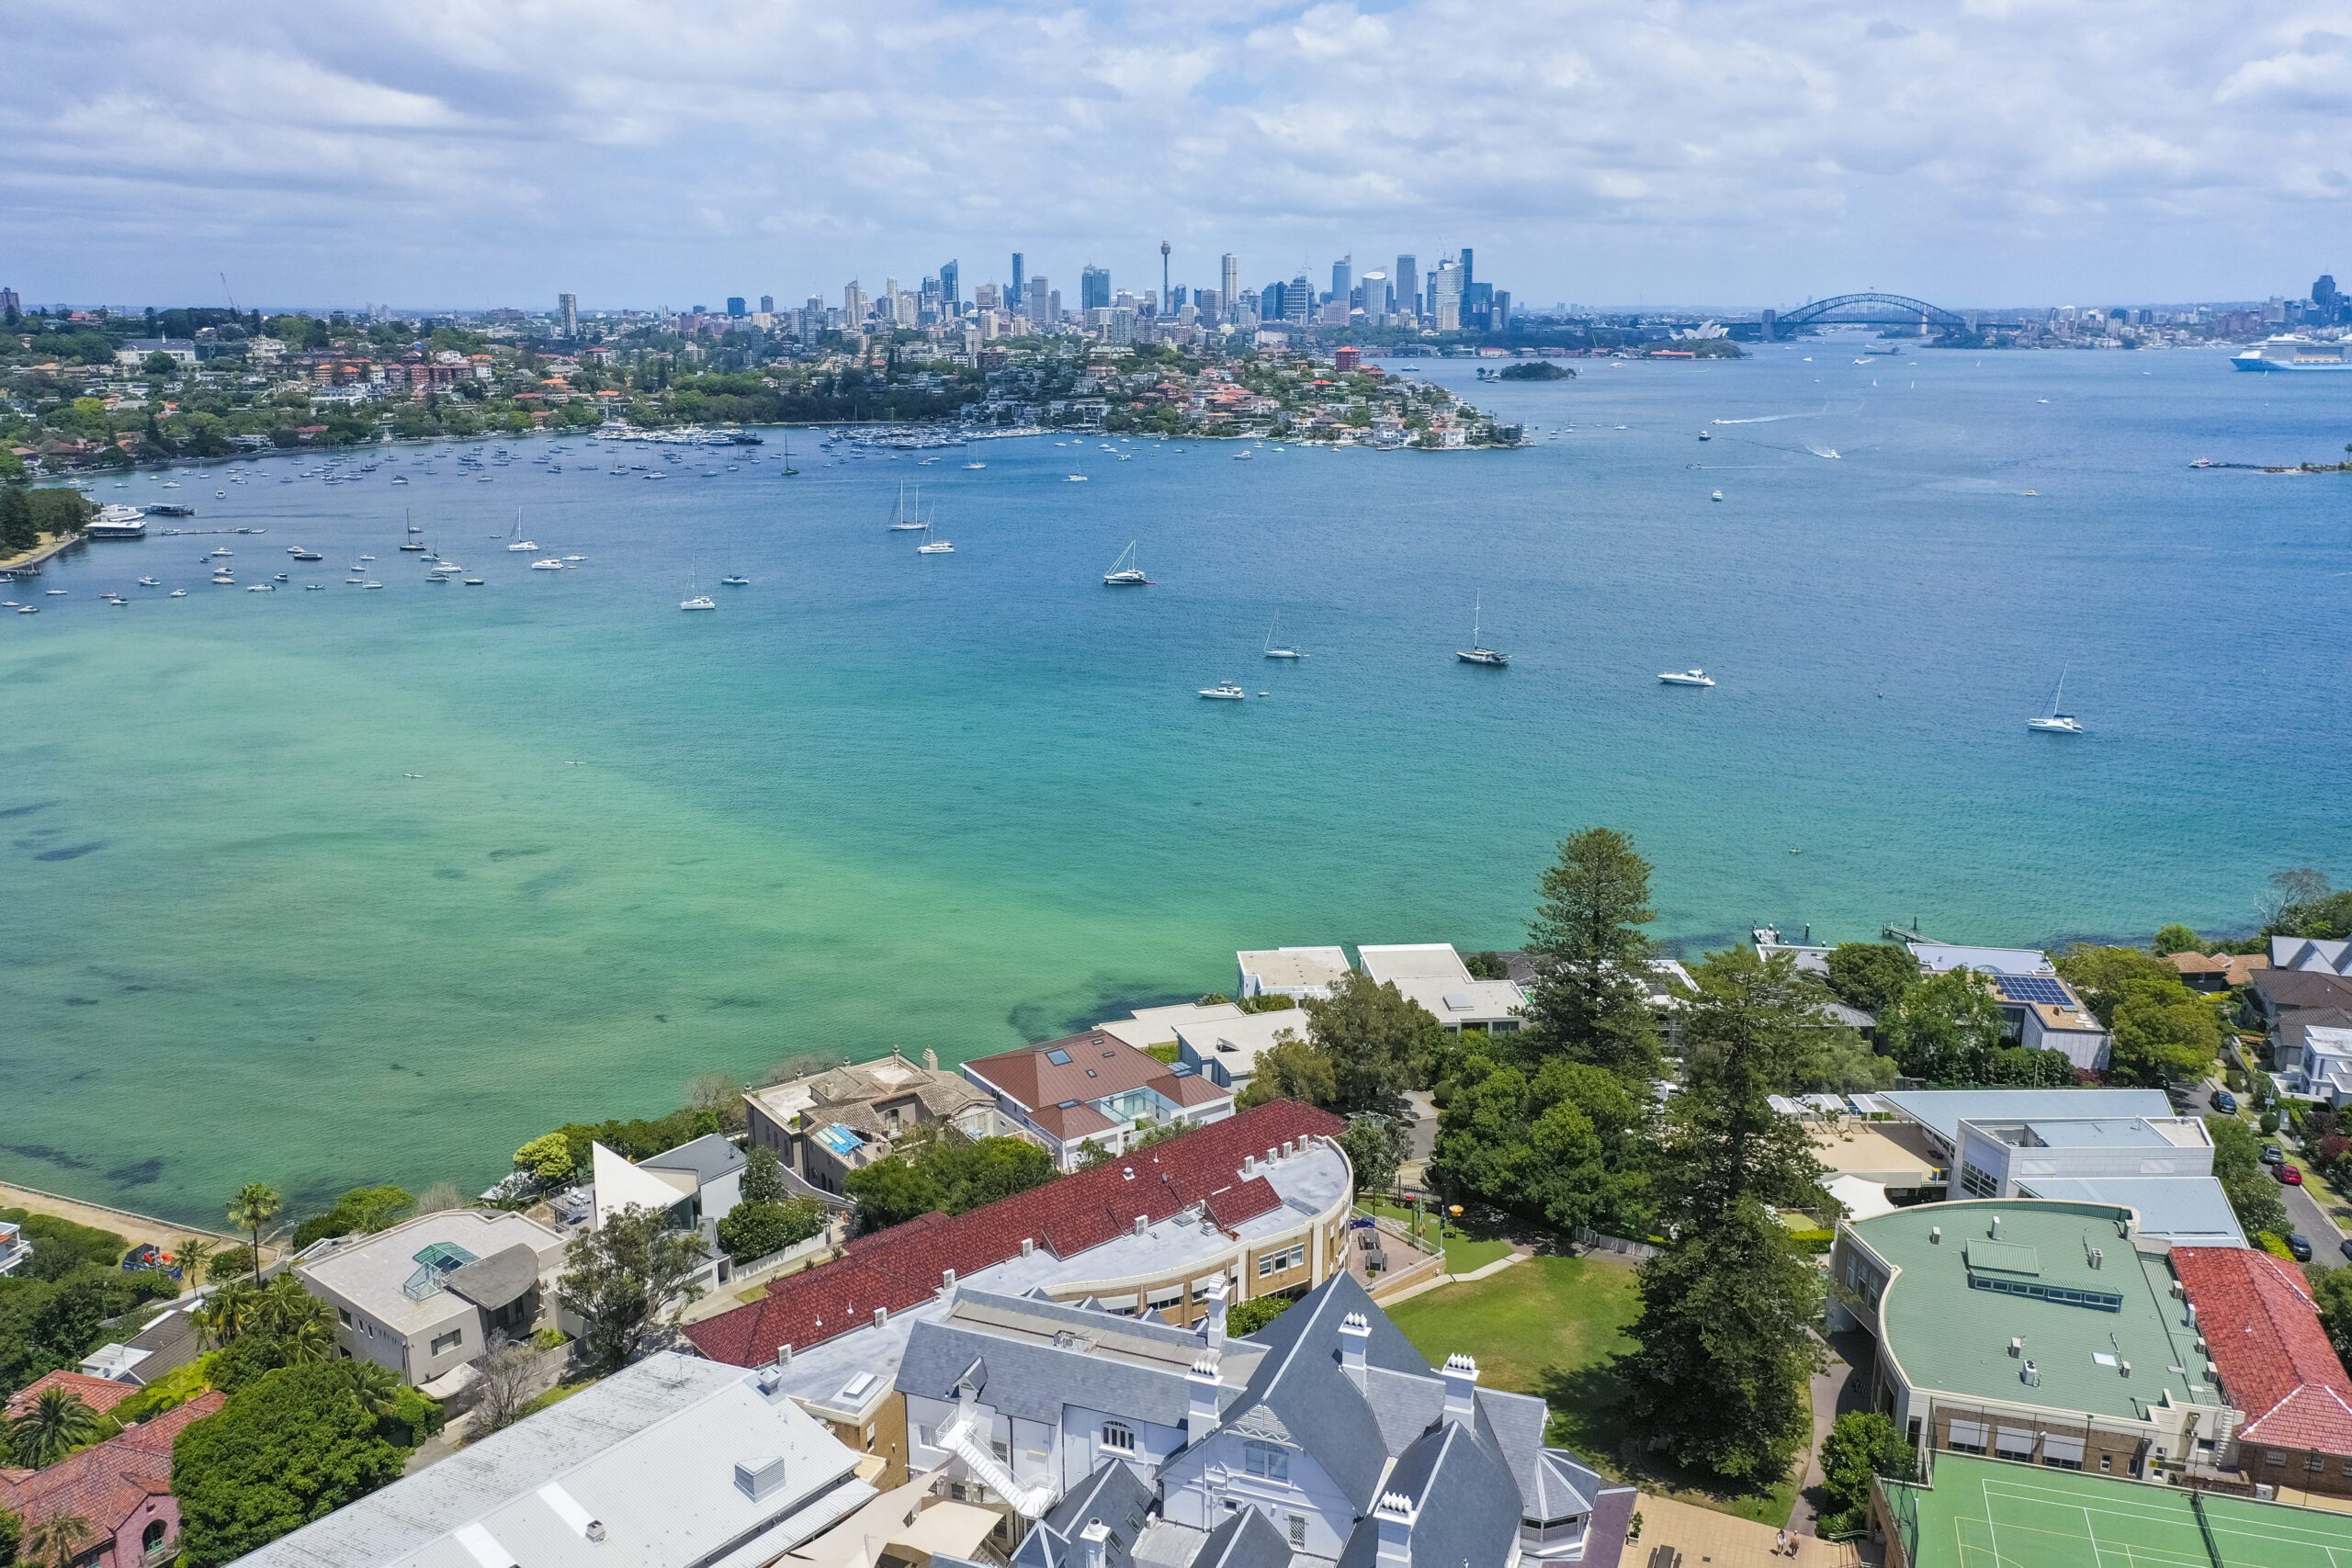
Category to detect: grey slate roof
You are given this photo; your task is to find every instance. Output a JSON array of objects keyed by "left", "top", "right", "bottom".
[
  {"left": 1012, "top": 1460, "right": 1154, "bottom": 1568},
  {"left": 1333, "top": 1419, "right": 1521, "bottom": 1568},
  {"left": 640, "top": 1133, "right": 746, "bottom": 1186},
  {"left": 446, "top": 1244, "right": 543, "bottom": 1311},
  {"left": 1189, "top": 1506, "right": 1290, "bottom": 1568},
  {"left": 1222, "top": 1271, "right": 1425, "bottom": 1509}
]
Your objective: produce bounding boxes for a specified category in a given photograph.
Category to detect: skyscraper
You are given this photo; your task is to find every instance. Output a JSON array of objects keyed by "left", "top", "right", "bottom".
[
  {"left": 1220, "top": 254, "right": 1239, "bottom": 321},
  {"left": 759, "top": 294, "right": 775, "bottom": 314},
  {"left": 1331, "top": 255, "right": 1351, "bottom": 306},
  {"left": 1027, "top": 276, "right": 1051, "bottom": 323},
  {"left": 1359, "top": 269, "right": 1387, "bottom": 323},
  {"left": 1393, "top": 255, "right": 1418, "bottom": 322},
  {"left": 1080, "top": 265, "right": 1111, "bottom": 312},
  {"left": 1011, "top": 253, "right": 1025, "bottom": 314},
  {"left": 2315, "top": 273, "right": 2340, "bottom": 318},
  {"left": 1459, "top": 248, "right": 1474, "bottom": 296},
  {"left": 1432, "top": 260, "right": 1463, "bottom": 331},
  {"left": 726, "top": 297, "right": 746, "bottom": 318},
  {"left": 844, "top": 280, "right": 867, "bottom": 322},
  {"left": 940, "top": 260, "right": 960, "bottom": 311},
  {"left": 1160, "top": 241, "right": 1171, "bottom": 313},
  {"left": 557, "top": 292, "right": 578, "bottom": 337},
  {"left": 1288, "top": 273, "right": 1311, "bottom": 324}
]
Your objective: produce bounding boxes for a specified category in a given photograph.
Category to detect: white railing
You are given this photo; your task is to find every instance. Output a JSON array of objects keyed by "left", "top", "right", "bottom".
[{"left": 938, "top": 1415, "right": 1058, "bottom": 1519}]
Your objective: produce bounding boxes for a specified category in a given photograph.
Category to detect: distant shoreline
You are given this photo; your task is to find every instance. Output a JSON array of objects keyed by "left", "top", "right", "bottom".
[{"left": 0, "top": 529, "right": 85, "bottom": 574}]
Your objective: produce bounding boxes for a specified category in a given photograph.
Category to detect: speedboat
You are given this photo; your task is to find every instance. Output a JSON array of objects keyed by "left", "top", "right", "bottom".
[
  {"left": 719, "top": 574, "right": 750, "bottom": 586},
  {"left": 1698, "top": 430, "right": 1712, "bottom": 441},
  {"left": 137, "top": 576, "right": 160, "bottom": 587},
  {"left": 43, "top": 588, "right": 69, "bottom": 596},
  {"left": 531, "top": 558, "right": 564, "bottom": 570},
  {"left": 680, "top": 593, "right": 716, "bottom": 611},
  {"left": 1710, "top": 490, "right": 1724, "bottom": 502},
  {"left": 1065, "top": 474, "right": 1087, "bottom": 482},
  {"left": 304, "top": 583, "right": 326, "bottom": 591},
  {"left": 1198, "top": 682, "right": 1247, "bottom": 701},
  {"left": 964, "top": 462, "right": 986, "bottom": 469},
  {"left": 169, "top": 589, "right": 187, "bottom": 597},
  {"left": 464, "top": 578, "right": 484, "bottom": 586},
  {"left": 1657, "top": 669, "right": 1715, "bottom": 687}
]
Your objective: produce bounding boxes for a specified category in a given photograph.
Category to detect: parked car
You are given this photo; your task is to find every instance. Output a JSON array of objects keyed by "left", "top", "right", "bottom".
[
  {"left": 2211, "top": 1089, "right": 2239, "bottom": 1114},
  {"left": 2289, "top": 1234, "right": 2315, "bottom": 1262},
  {"left": 2261, "top": 1144, "right": 2284, "bottom": 1165},
  {"left": 2277, "top": 1164, "right": 2304, "bottom": 1186},
  {"left": 2338, "top": 1235, "right": 2352, "bottom": 1262}
]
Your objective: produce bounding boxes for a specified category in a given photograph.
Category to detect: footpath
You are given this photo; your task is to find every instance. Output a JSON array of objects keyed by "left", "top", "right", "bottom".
[{"left": 0, "top": 1178, "right": 250, "bottom": 1257}]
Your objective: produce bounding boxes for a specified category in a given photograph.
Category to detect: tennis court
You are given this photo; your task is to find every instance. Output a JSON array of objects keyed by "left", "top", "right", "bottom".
[{"left": 1890, "top": 1452, "right": 2352, "bottom": 1568}]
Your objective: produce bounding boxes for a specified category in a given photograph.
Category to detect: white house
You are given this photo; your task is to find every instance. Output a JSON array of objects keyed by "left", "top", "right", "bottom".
[
  {"left": 1175, "top": 1010, "right": 1309, "bottom": 1092},
  {"left": 1235, "top": 946, "right": 1352, "bottom": 1002},
  {"left": 1358, "top": 943, "right": 1527, "bottom": 1032}
]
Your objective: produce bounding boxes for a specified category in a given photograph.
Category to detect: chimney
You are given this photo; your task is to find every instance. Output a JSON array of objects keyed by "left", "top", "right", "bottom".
[
  {"left": 1441, "top": 1353, "right": 1479, "bottom": 1425},
  {"left": 922, "top": 1047, "right": 939, "bottom": 1070},
  {"left": 772, "top": 1342, "right": 792, "bottom": 1370},
  {"left": 1201, "top": 1278, "right": 1229, "bottom": 1353},
  {"left": 1079, "top": 1519, "right": 1111, "bottom": 1568},
  {"left": 1339, "top": 1311, "right": 1371, "bottom": 1386},
  {"left": 1374, "top": 1490, "right": 1417, "bottom": 1566},
  {"left": 1187, "top": 1352, "right": 1221, "bottom": 1446},
  {"left": 1989, "top": 1214, "right": 2002, "bottom": 1239},
  {"left": 942, "top": 1268, "right": 956, "bottom": 1292}
]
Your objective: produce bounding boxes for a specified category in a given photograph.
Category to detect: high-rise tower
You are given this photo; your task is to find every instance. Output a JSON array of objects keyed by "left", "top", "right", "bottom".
[
  {"left": 1220, "top": 254, "right": 1239, "bottom": 321},
  {"left": 1160, "top": 240, "right": 1171, "bottom": 314}
]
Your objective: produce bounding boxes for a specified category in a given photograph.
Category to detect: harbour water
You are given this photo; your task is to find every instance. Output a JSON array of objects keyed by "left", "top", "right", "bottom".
[{"left": 5, "top": 342, "right": 2348, "bottom": 1223}]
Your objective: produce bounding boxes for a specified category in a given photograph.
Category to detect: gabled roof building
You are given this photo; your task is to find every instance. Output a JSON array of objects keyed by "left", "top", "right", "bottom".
[
  {"left": 962, "top": 1030, "right": 1236, "bottom": 1169},
  {"left": 2172, "top": 1245, "right": 2352, "bottom": 1495}
]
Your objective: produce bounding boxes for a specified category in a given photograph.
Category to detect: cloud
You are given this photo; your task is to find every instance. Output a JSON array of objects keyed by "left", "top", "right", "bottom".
[{"left": 0, "top": 0, "right": 2339, "bottom": 308}]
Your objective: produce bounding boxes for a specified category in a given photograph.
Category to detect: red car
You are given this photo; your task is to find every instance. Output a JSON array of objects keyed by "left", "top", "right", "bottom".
[{"left": 2278, "top": 1164, "right": 2305, "bottom": 1186}]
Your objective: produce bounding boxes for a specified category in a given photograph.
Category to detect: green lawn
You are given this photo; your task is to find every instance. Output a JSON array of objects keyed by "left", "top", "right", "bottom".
[
  {"left": 1387, "top": 1253, "right": 1798, "bottom": 1528},
  {"left": 1357, "top": 1198, "right": 1514, "bottom": 1273}
]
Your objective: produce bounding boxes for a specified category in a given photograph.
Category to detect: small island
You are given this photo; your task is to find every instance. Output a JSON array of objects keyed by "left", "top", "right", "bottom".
[{"left": 1496, "top": 361, "right": 1576, "bottom": 381}]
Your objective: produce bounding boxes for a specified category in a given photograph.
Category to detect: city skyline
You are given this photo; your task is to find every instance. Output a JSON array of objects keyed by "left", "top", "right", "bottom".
[{"left": 3, "top": 0, "right": 2343, "bottom": 307}]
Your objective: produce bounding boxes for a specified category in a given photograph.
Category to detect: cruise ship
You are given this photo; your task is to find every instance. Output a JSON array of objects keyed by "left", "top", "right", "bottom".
[
  {"left": 87, "top": 504, "right": 149, "bottom": 539},
  {"left": 2231, "top": 334, "right": 2352, "bottom": 372}
]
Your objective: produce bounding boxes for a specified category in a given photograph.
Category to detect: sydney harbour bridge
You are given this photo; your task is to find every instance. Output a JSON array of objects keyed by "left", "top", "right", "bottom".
[{"left": 1752, "top": 292, "right": 2024, "bottom": 340}]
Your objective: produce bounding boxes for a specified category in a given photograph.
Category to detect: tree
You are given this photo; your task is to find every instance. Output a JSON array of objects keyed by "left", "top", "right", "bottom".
[
  {"left": 175, "top": 1236, "right": 218, "bottom": 1292},
  {"left": 1877, "top": 968, "right": 2007, "bottom": 1083},
  {"left": 18, "top": 1513, "right": 96, "bottom": 1568},
  {"left": 291, "top": 1185, "right": 414, "bottom": 1248},
  {"left": 0, "top": 487, "right": 35, "bottom": 555},
  {"left": 142, "top": 350, "right": 180, "bottom": 377},
  {"left": 1659, "top": 947, "right": 1828, "bottom": 1221},
  {"left": 842, "top": 1156, "right": 947, "bottom": 1231},
  {"left": 468, "top": 1337, "right": 541, "bottom": 1438},
  {"left": 224, "top": 1183, "right": 281, "bottom": 1279},
  {"left": 2053, "top": 944, "right": 2186, "bottom": 1027},
  {"left": 1793, "top": 1024, "right": 1897, "bottom": 1094},
  {"left": 414, "top": 1181, "right": 465, "bottom": 1213},
  {"left": 2210, "top": 1117, "right": 2290, "bottom": 1241},
  {"left": 1824, "top": 943, "right": 1917, "bottom": 1017},
  {"left": 513, "top": 1133, "right": 576, "bottom": 1187},
  {"left": 1817, "top": 1413, "right": 1917, "bottom": 1535},
  {"left": 2108, "top": 978, "right": 2222, "bottom": 1086},
  {"left": 1225, "top": 1294, "right": 1295, "bottom": 1336},
  {"left": 2260, "top": 867, "right": 2333, "bottom": 931},
  {"left": 715, "top": 1197, "right": 826, "bottom": 1262},
  {"left": 741, "top": 1145, "right": 787, "bottom": 1205},
  {"left": 0, "top": 1504, "right": 18, "bottom": 1567},
  {"left": 8, "top": 1386, "right": 107, "bottom": 1467},
  {"left": 925, "top": 1137, "right": 1057, "bottom": 1213},
  {"left": 1518, "top": 828, "right": 1663, "bottom": 1087},
  {"left": 2154, "top": 923, "right": 2203, "bottom": 957},
  {"left": 172, "top": 1363, "right": 406, "bottom": 1567},
  {"left": 1336, "top": 1113, "right": 1411, "bottom": 1196},
  {"left": 2312, "top": 1266, "right": 2352, "bottom": 1369},
  {"left": 686, "top": 1072, "right": 747, "bottom": 1133},
  {"left": 557, "top": 1205, "right": 708, "bottom": 1371},
  {"left": 1235, "top": 1034, "right": 1336, "bottom": 1109},
  {"left": 1436, "top": 1048, "right": 1652, "bottom": 1234},
  {"left": 1303, "top": 971, "right": 1442, "bottom": 1116}
]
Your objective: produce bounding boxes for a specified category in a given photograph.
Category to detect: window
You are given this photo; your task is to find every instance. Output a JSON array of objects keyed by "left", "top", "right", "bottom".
[
  {"left": 2267, "top": 1450, "right": 2290, "bottom": 1468},
  {"left": 2100, "top": 1454, "right": 2113, "bottom": 1472},
  {"left": 2310, "top": 1454, "right": 2327, "bottom": 1472},
  {"left": 1243, "top": 1440, "right": 1290, "bottom": 1483},
  {"left": 917, "top": 1423, "right": 940, "bottom": 1449},
  {"left": 1287, "top": 1515, "right": 1307, "bottom": 1547},
  {"left": 338, "top": 1307, "right": 352, "bottom": 1326},
  {"left": 1102, "top": 1422, "right": 1136, "bottom": 1453},
  {"left": 1047, "top": 1049, "right": 1072, "bottom": 1066},
  {"left": 430, "top": 1329, "right": 463, "bottom": 1356},
  {"left": 142, "top": 1520, "right": 167, "bottom": 1552},
  {"left": 1959, "top": 1162, "right": 1999, "bottom": 1199}
]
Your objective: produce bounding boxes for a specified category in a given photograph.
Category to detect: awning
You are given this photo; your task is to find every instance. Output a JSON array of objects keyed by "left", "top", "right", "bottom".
[
  {"left": 2043, "top": 1434, "right": 2086, "bottom": 1464},
  {"left": 1949, "top": 1419, "right": 1989, "bottom": 1448},
  {"left": 1996, "top": 1427, "right": 2036, "bottom": 1459}
]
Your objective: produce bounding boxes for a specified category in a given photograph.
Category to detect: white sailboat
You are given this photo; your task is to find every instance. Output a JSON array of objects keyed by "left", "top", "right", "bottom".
[
  {"left": 1455, "top": 595, "right": 1509, "bottom": 666},
  {"left": 505, "top": 509, "right": 538, "bottom": 551},
  {"left": 1263, "top": 611, "right": 1306, "bottom": 660},
  {"left": 887, "top": 481, "right": 926, "bottom": 530},
  {"left": 916, "top": 520, "right": 955, "bottom": 555},
  {"left": 2027, "top": 665, "right": 2084, "bottom": 734},
  {"left": 1103, "top": 541, "right": 1149, "bottom": 586},
  {"left": 680, "top": 564, "right": 716, "bottom": 612}
]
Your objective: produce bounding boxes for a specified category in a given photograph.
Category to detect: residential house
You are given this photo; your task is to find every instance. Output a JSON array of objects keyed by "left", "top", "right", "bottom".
[
  {"left": 2250, "top": 968, "right": 2352, "bottom": 1083},
  {"left": 683, "top": 1103, "right": 1352, "bottom": 1476},
  {"left": 961, "top": 1031, "right": 1234, "bottom": 1169},
  {"left": 1828, "top": 1199, "right": 2231, "bottom": 1479},
  {"left": 1357, "top": 944, "right": 1526, "bottom": 1033},
  {"left": 0, "top": 1392, "right": 223, "bottom": 1568},
  {"left": 113, "top": 338, "right": 197, "bottom": 367},
  {"left": 221, "top": 1353, "right": 876, "bottom": 1568},
  {"left": 1175, "top": 1010, "right": 1310, "bottom": 1093},
  {"left": 78, "top": 1299, "right": 206, "bottom": 1387},
  {"left": 2172, "top": 1245, "right": 2352, "bottom": 1496},
  {"left": 584, "top": 1134, "right": 748, "bottom": 1292},
  {"left": 1235, "top": 947, "right": 1352, "bottom": 1003},
  {"left": 1096, "top": 1000, "right": 1247, "bottom": 1055},
  {"left": 2273, "top": 938, "right": 2352, "bottom": 976},
  {"left": 2168, "top": 951, "right": 2269, "bottom": 994},
  {"left": 0, "top": 1218, "right": 28, "bottom": 1276},
  {"left": 899, "top": 1273, "right": 1634, "bottom": 1565},
  {"left": 295, "top": 1210, "right": 569, "bottom": 1392},
  {"left": 746, "top": 1050, "right": 1011, "bottom": 1195}
]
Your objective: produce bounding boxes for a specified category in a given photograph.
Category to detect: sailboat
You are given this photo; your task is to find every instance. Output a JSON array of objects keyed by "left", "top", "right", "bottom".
[
  {"left": 505, "top": 509, "right": 538, "bottom": 551},
  {"left": 1102, "top": 541, "right": 1150, "bottom": 586},
  {"left": 1263, "top": 611, "right": 1306, "bottom": 660},
  {"left": 779, "top": 435, "right": 798, "bottom": 477},
  {"left": 2027, "top": 665, "right": 2084, "bottom": 734},
  {"left": 680, "top": 564, "right": 716, "bottom": 612},
  {"left": 916, "top": 520, "right": 954, "bottom": 554},
  {"left": 398, "top": 508, "right": 427, "bottom": 551},
  {"left": 1455, "top": 595, "right": 1509, "bottom": 666},
  {"left": 887, "top": 482, "right": 926, "bottom": 531}
]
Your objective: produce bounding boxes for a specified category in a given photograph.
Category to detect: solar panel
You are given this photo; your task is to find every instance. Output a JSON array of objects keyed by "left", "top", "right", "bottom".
[{"left": 1996, "top": 975, "right": 2071, "bottom": 1006}]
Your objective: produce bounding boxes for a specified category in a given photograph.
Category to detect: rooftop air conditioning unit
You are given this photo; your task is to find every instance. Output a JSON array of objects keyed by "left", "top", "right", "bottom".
[
  {"left": 1930, "top": 1226, "right": 1942, "bottom": 1245},
  {"left": 2023, "top": 1360, "right": 2041, "bottom": 1386},
  {"left": 2009, "top": 1337, "right": 2024, "bottom": 1358}
]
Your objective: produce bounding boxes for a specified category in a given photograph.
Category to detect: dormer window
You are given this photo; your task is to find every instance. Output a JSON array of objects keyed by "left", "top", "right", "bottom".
[
  {"left": 1243, "top": 1439, "right": 1291, "bottom": 1483},
  {"left": 1102, "top": 1421, "right": 1135, "bottom": 1452}
]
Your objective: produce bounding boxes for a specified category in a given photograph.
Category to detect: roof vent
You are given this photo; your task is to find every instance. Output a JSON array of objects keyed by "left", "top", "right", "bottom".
[
  {"left": 2009, "top": 1337, "right": 2024, "bottom": 1359},
  {"left": 1930, "top": 1226, "right": 1942, "bottom": 1245},
  {"left": 734, "top": 1456, "right": 789, "bottom": 1502},
  {"left": 1021, "top": 1237, "right": 1035, "bottom": 1256},
  {"left": 755, "top": 1366, "right": 786, "bottom": 1393},
  {"left": 2089, "top": 1247, "right": 2104, "bottom": 1269},
  {"left": 2022, "top": 1359, "right": 2041, "bottom": 1387},
  {"left": 1989, "top": 1215, "right": 2002, "bottom": 1239},
  {"left": 585, "top": 1521, "right": 606, "bottom": 1544},
  {"left": 2120, "top": 1360, "right": 2131, "bottom": 1378}
]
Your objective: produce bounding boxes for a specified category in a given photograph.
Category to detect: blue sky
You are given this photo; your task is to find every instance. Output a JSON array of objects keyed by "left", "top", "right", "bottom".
[{"left": 5, "top": 0, "right": 2345, "bottom": 311}]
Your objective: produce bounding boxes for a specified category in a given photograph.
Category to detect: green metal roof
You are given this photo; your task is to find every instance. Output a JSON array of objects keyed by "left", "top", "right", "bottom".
[{"left": 1847, "top": 1199, "right": 2223, "bottom": 1421}]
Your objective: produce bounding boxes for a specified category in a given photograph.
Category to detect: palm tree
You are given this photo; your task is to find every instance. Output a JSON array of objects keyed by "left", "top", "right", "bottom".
[
  {"left": 252, "top": 1273, "right": 315, "bottom": 1337},
  {"left": 9, "top": 1387, "right": 107, "bottom": 1468},
  {"left": 333, "top": 1359, "right": 401, "bottom": 1418},
  {"left": 175, "top": 1236, "right": 217, "bottom": 1293},
  {"left": 195, "top": 1278, "right": 257, "bottom": 1347},
  {"left": 20, "top": 1513, "right": 97, "bottom": 1568},
  {"left": 225, "top": 1182, "right": 281, "bottom": 1280}
]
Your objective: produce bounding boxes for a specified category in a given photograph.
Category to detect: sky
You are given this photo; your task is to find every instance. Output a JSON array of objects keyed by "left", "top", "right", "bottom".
[{"left": 5, "top": 0, "right": 2346, "bottom": 313}]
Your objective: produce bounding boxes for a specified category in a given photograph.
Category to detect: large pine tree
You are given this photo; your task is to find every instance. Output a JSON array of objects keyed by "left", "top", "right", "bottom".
[{"left": 1517, "top": 827, "right": 1664, "bottom": 1088}]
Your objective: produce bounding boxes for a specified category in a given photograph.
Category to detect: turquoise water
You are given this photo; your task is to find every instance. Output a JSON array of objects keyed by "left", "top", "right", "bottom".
[{"left": 5, "top": 344, "right": 2347, "bottom": 1224}]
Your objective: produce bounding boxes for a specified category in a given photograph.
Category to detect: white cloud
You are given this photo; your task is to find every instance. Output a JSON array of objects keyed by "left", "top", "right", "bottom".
[{"left": 0, "top": 0, "right": 2339, "bottom": 308}]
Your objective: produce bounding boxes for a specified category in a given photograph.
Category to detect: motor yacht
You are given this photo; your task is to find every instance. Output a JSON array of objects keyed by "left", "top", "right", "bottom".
[
  {"left": 1657, "top": 669, "right": 1715, "bottom": 687},
  {"left": 1198, "top": 682, "right": 1247, "bottom": 701}
]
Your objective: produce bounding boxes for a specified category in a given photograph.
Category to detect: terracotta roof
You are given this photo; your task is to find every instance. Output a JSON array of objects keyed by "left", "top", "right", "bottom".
[
  {"left": 6, "top": 1370, "right": 141, "bottom": 1419},
  {"left": 0, "top": 1392, "right": 223, "bottom": 1536},
  {"left": 682, "top": 1100, "right": 1342, "bottom": 1365},
  {"left": 2172, "top": 1247, "right": 2352, "bottom": 1453},
  {"left": 2170, "top": 953, "right": 2269, "bottom": 986},
  {"left": 963, "top": 1030, "right": 1229, "bottom": 1120}
]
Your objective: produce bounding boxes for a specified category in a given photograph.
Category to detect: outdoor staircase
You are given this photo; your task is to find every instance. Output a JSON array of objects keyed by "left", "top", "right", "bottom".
[{"left": 938, "top": 1415, "right": 1058, "bottom": 1520}]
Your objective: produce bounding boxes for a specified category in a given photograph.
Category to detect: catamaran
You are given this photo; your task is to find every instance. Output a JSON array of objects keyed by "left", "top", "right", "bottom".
[
  {"left": 1263, "top": 611, "right": 1306, "bottom": 660},
  {"left": 2027, "top": 666, "right": 2084, "bottom": 734},
  {"left": 1456, "top": 595, "right": 1509, "bottom": 666},
  {"left": 506, "top": 510, "right": 539, "bottom": 551},
  {"left": 1102, "top": 542, "right": 1150, "bottom": 586}
]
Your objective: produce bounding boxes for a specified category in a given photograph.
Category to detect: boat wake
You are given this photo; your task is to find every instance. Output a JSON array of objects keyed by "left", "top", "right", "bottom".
[{"left": 1805, "top": 445, "right": 1843, "bottom": 459}]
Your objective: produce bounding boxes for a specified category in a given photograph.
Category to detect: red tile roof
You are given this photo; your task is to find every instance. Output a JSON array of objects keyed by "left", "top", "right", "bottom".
[
  {"left": 6, "top": 1371, "right": 141, "bottom": 1419},
  {"left": 2172, "top": 1247, "right": 2352, "bottom": 1453},
  {"left": 0, "top": 1392, "right": 223, "bottom": 1540},
  {"left": 683, "top": 1100, "right": 1344, "bottom": 1365},
  {"left": 963, "top": 1030, "right": 1228, "bottom": 1118}
]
